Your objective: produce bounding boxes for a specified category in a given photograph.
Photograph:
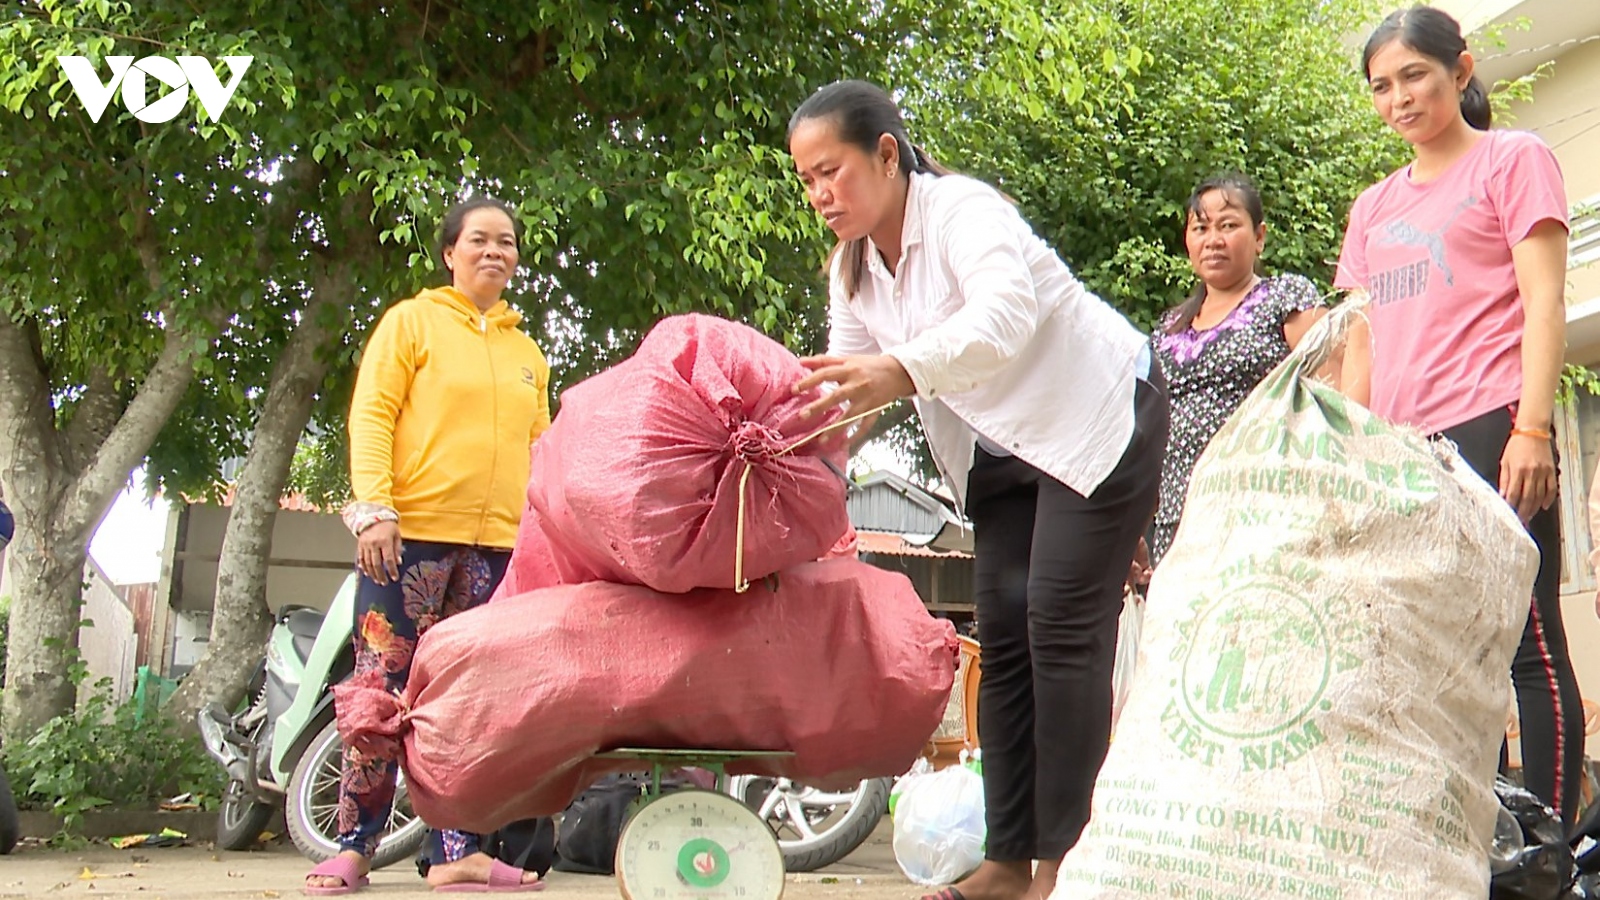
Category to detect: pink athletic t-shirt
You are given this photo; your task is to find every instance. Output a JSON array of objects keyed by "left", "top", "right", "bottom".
[{"left": 1334, "top": 129, "right": 1568, "bottom": 434}]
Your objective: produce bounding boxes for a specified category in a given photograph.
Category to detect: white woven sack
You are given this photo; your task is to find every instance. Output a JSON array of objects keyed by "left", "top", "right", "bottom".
[{"left": 1053, "top": 301, "right": 1538, "bottom": 899}]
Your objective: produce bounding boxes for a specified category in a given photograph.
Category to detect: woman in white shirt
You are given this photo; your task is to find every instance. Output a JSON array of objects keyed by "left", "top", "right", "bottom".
[{"left": 790, "top": 81, "right": 1167, "bottom": 900}]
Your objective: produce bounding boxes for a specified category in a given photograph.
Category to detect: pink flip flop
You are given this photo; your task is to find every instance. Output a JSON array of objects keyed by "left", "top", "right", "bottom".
[
  {"left": 434, "top": 858, "right": 546, "bottom": 893},
  {"left": 304, "top": 855, "right": 370, "bottom": 895}
]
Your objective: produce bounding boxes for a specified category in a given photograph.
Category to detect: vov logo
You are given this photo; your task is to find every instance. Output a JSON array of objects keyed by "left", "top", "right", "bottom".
[{"left": 56, "top": 55, "right": 252, "bottom": 124}]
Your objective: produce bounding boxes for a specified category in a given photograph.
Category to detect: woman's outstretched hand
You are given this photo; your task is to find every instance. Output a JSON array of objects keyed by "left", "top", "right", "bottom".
[{"left": 794, "top": 354, "right": 915, "bottom": 421}]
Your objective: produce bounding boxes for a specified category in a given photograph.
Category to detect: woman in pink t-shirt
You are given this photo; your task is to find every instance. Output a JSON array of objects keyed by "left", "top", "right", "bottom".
[{"left": 1335, "top": 5, "right": 1582, "bottom": 829}]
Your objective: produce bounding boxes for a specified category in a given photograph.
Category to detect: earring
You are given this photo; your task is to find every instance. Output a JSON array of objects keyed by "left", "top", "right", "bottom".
[{"left": 887, "top": 168, "right": 896, "bottom": 178}]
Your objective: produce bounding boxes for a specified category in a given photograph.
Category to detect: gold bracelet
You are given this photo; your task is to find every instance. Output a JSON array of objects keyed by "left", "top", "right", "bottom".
[{"left": 1510, "top": 427, "right": 1552, "bottom": 441}]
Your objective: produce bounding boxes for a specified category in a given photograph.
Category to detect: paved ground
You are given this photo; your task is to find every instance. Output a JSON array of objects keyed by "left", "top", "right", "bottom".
[{"left": 0, "top": 823, "right": 922, "bottom": 899}]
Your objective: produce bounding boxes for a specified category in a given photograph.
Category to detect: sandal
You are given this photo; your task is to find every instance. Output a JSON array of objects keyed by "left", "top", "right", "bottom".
[
  {"left": 304, "top": 855, "right": 370, "bottom": 896},
  {"left": 434, "top": 858, "right": 546, "bottom": 893}
]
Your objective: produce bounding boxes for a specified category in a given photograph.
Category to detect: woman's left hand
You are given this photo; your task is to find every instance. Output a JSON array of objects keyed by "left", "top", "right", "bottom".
[
  {"left": 1500, "top": 432, "right": 1557, "bottom": 524},
  {"left": 1127, "top": 537, "right": 1153, "bottom": 589},
  {"left": 794, "top": 354, "right": 915, "bottom": 420}
]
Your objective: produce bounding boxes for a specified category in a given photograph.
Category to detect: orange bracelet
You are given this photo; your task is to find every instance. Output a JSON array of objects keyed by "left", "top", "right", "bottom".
[{"left": 1510, "top": 427, "right": 1552, "bottom": 441}]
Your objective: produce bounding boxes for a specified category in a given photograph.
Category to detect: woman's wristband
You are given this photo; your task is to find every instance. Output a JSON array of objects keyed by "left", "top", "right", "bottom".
[
  {"left": 1510, "top": 427, "right": 1553, "bottom": 442},
  {"left": 342, "top": 501, "right": 400, "bottom": 537}
]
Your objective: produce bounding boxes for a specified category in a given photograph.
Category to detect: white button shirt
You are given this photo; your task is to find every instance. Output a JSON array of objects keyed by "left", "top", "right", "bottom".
[{"left": 827, "top": 172, "right": 1148, "bottom": 507}]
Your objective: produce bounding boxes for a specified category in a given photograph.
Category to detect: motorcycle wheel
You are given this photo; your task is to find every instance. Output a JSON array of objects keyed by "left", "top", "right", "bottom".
[
  {"left": 215, "top": 718, "right": 277, "bottom": 851},
  {"left": 216, "top": 778, "right": 277, "bottom": 851},
  {"left": 724, "top": 775, "right": 890, "bottom": 872},
  {"left": 286, "top": 719, "right": 425, "bottom": 869}
]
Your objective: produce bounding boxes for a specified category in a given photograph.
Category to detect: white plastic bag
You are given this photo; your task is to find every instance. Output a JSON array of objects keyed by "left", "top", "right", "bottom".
[
  {"left": 889, "top": 757, "right": 934, "bottom": 818},
  {"left": 892, "top": 760, "right": 986, "bottom": 886},
  {"left": 1110, "top": 589, "right": 1143, "bottom": 729}
]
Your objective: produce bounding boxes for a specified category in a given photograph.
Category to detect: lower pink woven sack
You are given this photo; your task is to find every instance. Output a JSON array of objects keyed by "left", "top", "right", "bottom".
[{"left": 335, "top": 557, "right": 959, "bottom": 834}]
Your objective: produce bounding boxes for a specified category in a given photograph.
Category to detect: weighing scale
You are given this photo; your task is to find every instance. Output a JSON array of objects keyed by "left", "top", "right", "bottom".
[{"left": 598, "top": 749, "right": 793, "bottom": 900}]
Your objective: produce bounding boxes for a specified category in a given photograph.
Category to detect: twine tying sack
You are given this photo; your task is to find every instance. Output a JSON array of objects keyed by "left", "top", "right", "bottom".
[{"left": 730, "top": 401, "right": 894, "bottom": 593}]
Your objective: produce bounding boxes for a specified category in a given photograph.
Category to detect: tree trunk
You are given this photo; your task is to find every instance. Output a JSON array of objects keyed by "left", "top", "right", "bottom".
[
  {"left": 2, "top": 539, "right": 88, "bottom": 732},
  {"left": 0, "top": 310, "right": 215, "bottom": 745},
  {"left": 163, "top": 264, "right": 354, "bottom": 724}
]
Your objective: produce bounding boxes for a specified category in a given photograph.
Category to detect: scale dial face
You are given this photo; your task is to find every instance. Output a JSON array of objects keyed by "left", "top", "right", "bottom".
[{"left": 616, "top": 789, "right": 785, "bottom": 900}]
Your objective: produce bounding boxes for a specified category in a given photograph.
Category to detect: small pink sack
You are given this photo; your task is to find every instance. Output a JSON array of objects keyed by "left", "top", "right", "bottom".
[{"left": 507, "top": 314, "right": 853, "bottom": 595}]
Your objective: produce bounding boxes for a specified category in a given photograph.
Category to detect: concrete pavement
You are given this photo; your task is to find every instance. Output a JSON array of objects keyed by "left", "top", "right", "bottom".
[{"left": 0, "top": 823, "right": 925, "bottom": 899}]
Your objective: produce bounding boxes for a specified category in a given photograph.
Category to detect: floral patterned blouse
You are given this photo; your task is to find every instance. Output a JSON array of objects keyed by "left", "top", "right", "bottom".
[{"left": 1150, "top": 274, "right": 1322, "bottom": 563}]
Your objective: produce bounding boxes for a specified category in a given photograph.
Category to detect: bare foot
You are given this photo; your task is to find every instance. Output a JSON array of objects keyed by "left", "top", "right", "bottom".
[
  {"left": 425, "top": 852, "right": 541, "bottom": 889},
  {"left": 305, "top": 850, "right": 370, "bottom": 891},
  {"left": 1026, "top": 858, "right": 1061, "bottom": 900},
  {"left": 931, "top": 859, "right": 1032, "bottom": 900}
]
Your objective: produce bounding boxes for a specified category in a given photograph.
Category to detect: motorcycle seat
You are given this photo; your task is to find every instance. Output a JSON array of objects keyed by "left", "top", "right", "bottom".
[{"left": 285, "top": 608, "right": 326, "bottom": 662}]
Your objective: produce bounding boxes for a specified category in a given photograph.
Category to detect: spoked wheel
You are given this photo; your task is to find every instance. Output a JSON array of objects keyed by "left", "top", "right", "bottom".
[
  {"left": 285, "top": 719, "right": 425, "bottom": 869},
  {"left": 215, "top": 718, "right": 277, "bottom": 851},
  {"left": 216, "top": 777, "right": 277, "bottom": 850},
  {"left": 724, "top": 775, "right": 890, "bottom": 872}
]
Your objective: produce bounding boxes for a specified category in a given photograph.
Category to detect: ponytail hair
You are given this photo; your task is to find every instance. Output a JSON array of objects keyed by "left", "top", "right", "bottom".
[
  {"left": 1362, "top": 5, "right": 1491, "bottom": 131},
  {"left": 1460, "top": 75, "right": 1491, "bottom": 130},
  {"left": 789, "top": 80, "right": 949, "bottom": 297}
]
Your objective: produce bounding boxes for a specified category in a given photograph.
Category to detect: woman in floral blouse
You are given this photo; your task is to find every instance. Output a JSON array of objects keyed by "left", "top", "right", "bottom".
[{"left": 1150, "top": 174, "right": 1325, "bottom": 566}]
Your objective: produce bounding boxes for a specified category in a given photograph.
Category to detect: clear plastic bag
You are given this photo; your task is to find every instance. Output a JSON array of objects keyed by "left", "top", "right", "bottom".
[
  {"left": 1110, "top": 589, "right": 1144, "bottom": 729},
  {"left": 892, "top": 756, "right": 986, "bottom": 886}
]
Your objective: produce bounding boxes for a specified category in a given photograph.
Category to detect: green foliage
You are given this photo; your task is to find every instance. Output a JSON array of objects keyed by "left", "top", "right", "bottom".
[
  {"left": 287, "top": 429, "right": 353, "bottom": 511},
  {"left": 2, "top": 681, "right": 224, "bottom": 837},
  {"left": 1561, "top": 363, "right": 1600, "bottom": 408}
]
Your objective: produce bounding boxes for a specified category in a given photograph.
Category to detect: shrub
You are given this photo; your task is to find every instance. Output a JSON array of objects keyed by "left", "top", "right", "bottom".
[{"left": 2, "top": 679, "right": 223, "bottom": 836}]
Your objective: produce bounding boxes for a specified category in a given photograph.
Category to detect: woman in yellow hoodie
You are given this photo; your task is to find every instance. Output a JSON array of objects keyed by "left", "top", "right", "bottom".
[{"left": 305, "top": 198, "right": 551, "bottom": 895}]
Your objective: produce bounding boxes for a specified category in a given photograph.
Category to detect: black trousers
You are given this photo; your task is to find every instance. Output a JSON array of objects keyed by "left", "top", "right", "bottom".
[
  {"left": 1438, "top": 407, "right": 1584, "bottom": 830},
  {"left": 966, "top": 372, "right": 1167, "bottom": 862}
]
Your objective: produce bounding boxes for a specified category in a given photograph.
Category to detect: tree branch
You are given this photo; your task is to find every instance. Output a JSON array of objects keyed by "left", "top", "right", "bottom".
[
  {"left": 57, "top": 311, "right": 216, "bottom": 546},
  {"left": 127, "top": 190, "right": 165, "bottom": 296},
  {"left": 0, "top": 309, "right": 69, "bottom": 517},
  {"left": 61, "top": 366, "right": 125, "bottom": 475}
]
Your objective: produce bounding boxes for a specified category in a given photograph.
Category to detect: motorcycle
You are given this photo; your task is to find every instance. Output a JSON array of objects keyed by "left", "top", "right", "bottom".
[{"left": 198, "top": 574, "right": 425, "bottom": 868}]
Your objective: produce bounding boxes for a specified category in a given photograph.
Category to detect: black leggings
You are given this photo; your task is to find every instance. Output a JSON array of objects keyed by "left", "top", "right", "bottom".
[
  {"left": 1438, "top": 407, "right": 1584, "bottom": 829},
  {"left": 966, "top": 372, "right": 1167, "bottom": 861}
]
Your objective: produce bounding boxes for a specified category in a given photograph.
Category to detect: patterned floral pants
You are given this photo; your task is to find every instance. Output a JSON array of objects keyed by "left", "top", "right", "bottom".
[{"left": 335, "top": 540, "right": 510, "bottom": 860}]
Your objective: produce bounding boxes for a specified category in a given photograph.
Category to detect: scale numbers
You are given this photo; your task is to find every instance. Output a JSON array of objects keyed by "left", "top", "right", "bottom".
[{"left": 616, "top": 789, "right": 785, "bottom": 900}]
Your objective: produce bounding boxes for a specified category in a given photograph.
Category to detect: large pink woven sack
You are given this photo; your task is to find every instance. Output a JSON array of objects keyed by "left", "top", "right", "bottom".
[
  {"left": 337, "top": 558, "right": 958, "bottom": 834},
  {"left": 512, "top": 313, "right": 853, "bottom": 595}
]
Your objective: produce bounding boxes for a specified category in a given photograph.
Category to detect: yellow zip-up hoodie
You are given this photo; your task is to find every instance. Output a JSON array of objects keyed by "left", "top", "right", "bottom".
[{"left": 348, "top": 287, "right": 551, "bottom": 549}]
